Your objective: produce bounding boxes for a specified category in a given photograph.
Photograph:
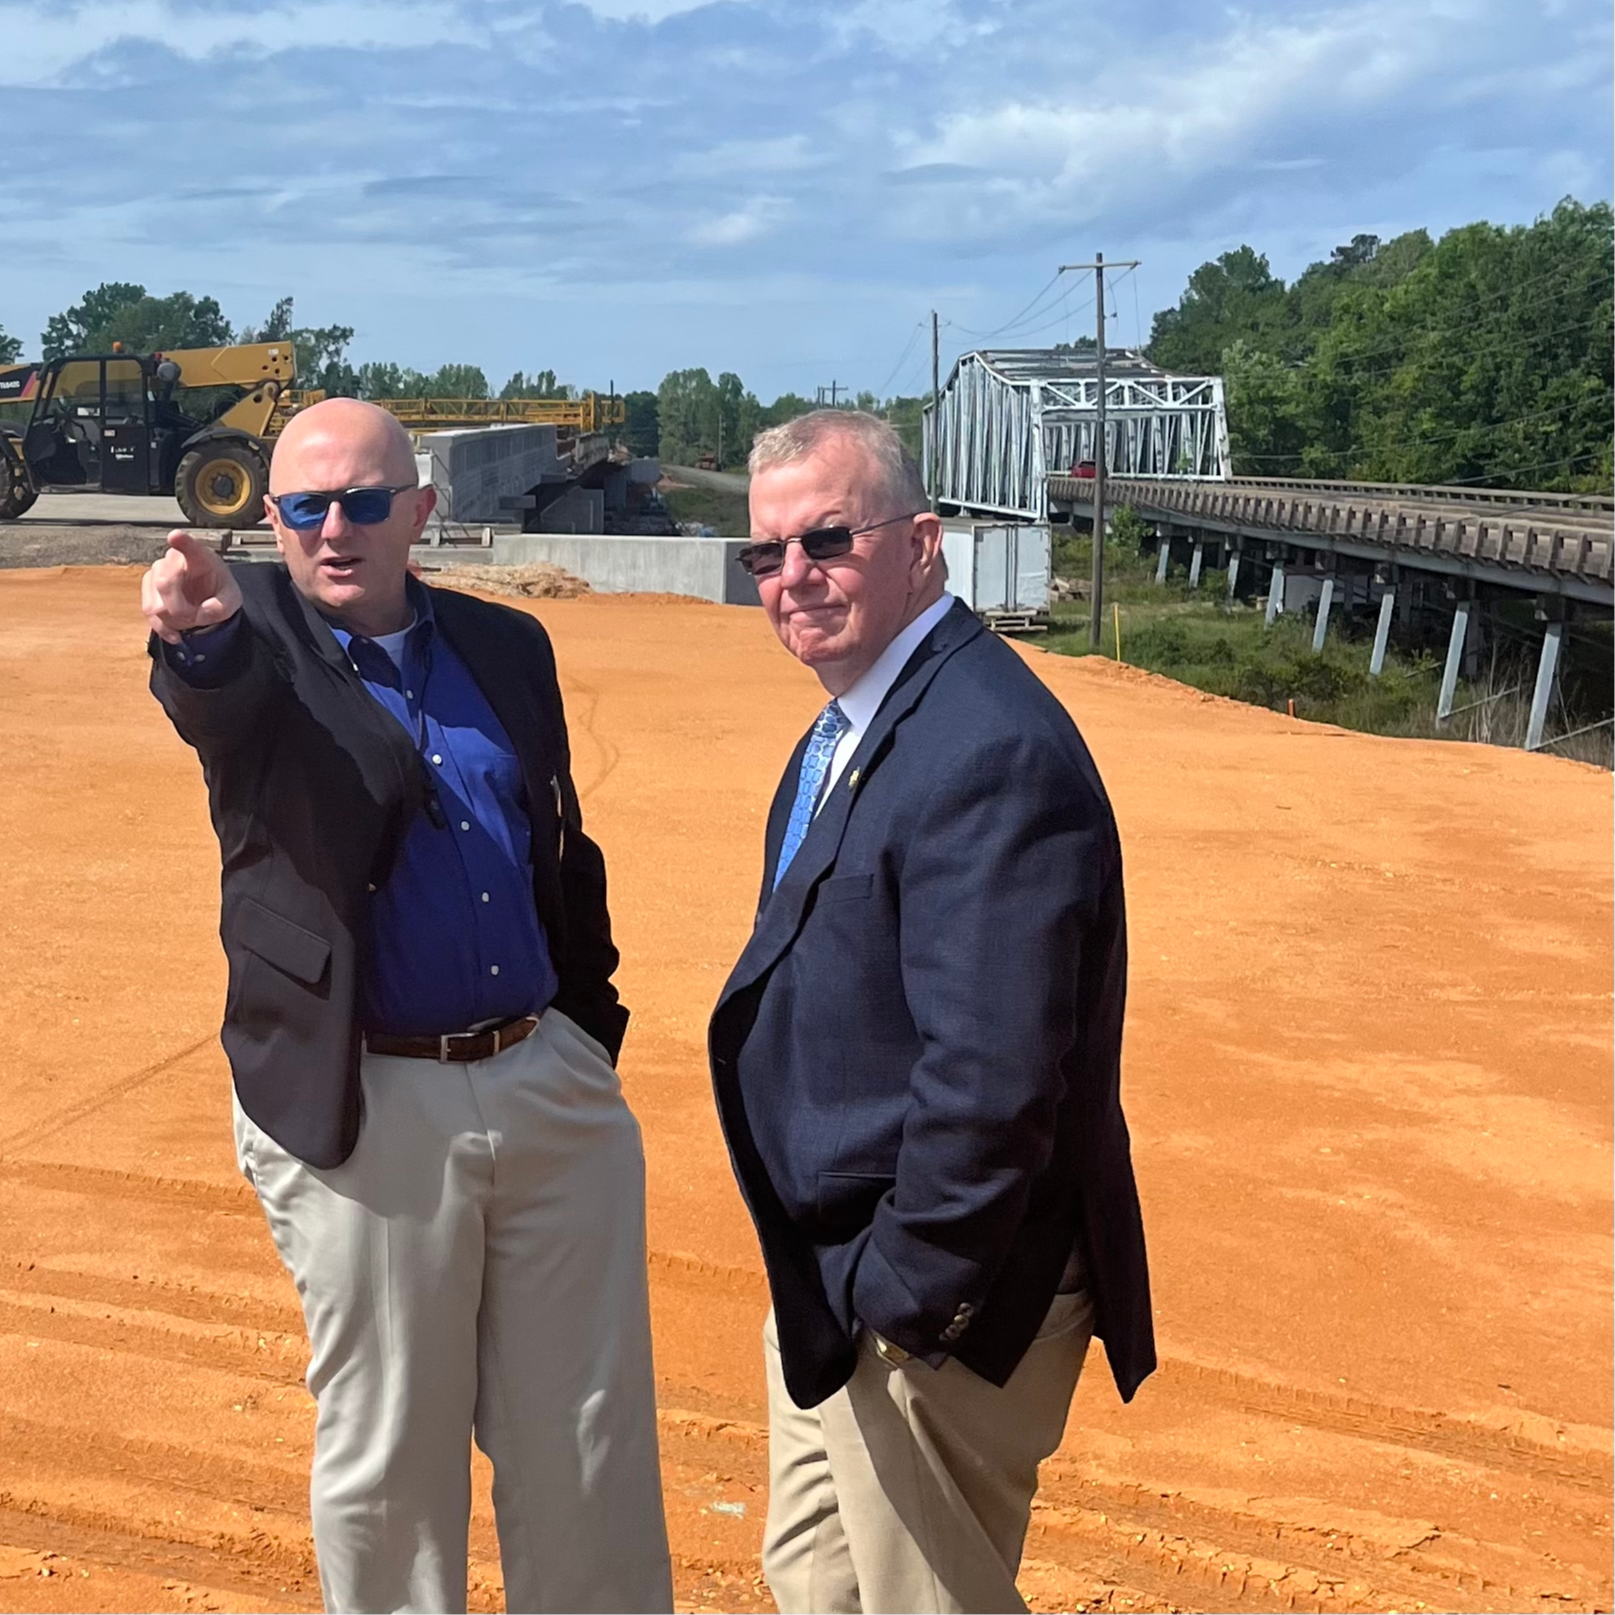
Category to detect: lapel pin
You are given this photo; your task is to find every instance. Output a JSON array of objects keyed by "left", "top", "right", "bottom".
[{"left": 847, "top": 768, "right": 861, "bottom": 790}]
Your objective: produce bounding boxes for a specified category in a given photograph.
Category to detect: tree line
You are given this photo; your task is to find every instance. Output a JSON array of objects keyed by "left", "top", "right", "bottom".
[
  {"left": 1149, "top": 197, "right": 1612, "bottom": 492},
  {"left": 4, "top": 196, "right": 1607, "bottom": 490}
]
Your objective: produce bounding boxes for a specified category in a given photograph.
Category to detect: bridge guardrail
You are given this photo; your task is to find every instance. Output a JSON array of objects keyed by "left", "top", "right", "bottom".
[
  {"left": 1049, "top": 476, "right": 1613, "bottom": 592},
  {"left": 1222, "top": 476, "right": 1613, "bottom": 514}
]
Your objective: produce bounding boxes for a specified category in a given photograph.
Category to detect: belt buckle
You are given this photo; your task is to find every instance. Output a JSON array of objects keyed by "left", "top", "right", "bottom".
[{"left": 438, "top": 1032, "right": 456, "bottom": 1063}]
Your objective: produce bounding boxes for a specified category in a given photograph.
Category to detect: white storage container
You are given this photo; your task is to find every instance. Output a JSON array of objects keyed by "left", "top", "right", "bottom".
[{"left": 940, "top": 522, "right": 1051, "bottom": 630}]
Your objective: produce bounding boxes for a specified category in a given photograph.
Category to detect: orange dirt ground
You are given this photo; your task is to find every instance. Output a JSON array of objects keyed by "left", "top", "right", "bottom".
[{"left": 0, "top": 566, "right": 1610, "bottom": 1615}]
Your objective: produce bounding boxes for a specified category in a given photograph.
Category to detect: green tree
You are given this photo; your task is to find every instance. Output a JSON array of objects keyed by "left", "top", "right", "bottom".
[
  {"left": 241, "top": 297, "right": 356, "bottom": 394},
  {"left": 0, "top": 323, "right": 21, "bottom": 364},
  {"left": 1221, "top": 340, "right": 1308, "bottom": 476},
  {"left": 423, "top": 364, "right": 488, "bottom": 398},
  {"left": 622, "top": 390, "right": 659, "bottom": 457},
  {"left": 657, "top": 368, "right": 717, "bottom": 464},
  {"left": 762, "top": 392, "right": 815, "bottom": 428},
  {"left": 95, "top": 291, "right": 233, "bottom": 354},
  {"left": 42, "top": 282, "right": 148, "bottom": 359},
  {"left": 1148, "top": 199, "right": 1613, "bottom": 491},
  {"left": 1148, "top": 247, "right": 1289, "bottom": 372},
  {"left": 500, "top": 369, "right": 573, "bottom": 399}
]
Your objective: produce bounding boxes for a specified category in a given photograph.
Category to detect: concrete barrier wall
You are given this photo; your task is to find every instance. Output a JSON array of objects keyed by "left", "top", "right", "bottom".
[
  {"left": 418, "top": 425, "right": 562, "bottom": 524},
  {"left": 488, "top": 534, "right": 761, "bottom": 606}
]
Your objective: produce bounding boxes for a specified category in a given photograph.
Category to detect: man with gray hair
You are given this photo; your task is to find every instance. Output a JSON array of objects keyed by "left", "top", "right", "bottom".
[
  {"left": 142, "top": 398, "right": 671, "bottom": 1613},
  {"left": 708, "top": 410, "right": 1154, "bottom": 1613}
]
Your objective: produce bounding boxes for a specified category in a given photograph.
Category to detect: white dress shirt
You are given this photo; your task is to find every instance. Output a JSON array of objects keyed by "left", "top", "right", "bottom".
[{"left": 816, "top": 593, "right": 957, "bottom": 812}]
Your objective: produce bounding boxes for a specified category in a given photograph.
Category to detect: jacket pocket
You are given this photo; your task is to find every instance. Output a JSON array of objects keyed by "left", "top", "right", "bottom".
[
  {"left": 816, "top": 873, "right": 874, "bottom": 903},
  {"left": 815, "top": 1170, "right": 894, "bottom": 1235},
  {"left": 235, "top": 897, "right": 332, "bottom": 986}
]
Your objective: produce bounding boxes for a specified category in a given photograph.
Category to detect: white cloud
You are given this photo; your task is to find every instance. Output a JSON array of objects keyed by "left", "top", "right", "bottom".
[
  {"left": 904, "top": 5, "right": 1444, "bottom": 215},
  {"left": 0, "top": 0, "right": 471, "bottom": 84},
  {"left": 564, "top": 0, "right": 731, "bottom": 17},
  {"left": 675, "top": 135, "right": 818, "bottom": 178},
  {"left": 687, "top": 195, "right": 789, "bottom": 247}
]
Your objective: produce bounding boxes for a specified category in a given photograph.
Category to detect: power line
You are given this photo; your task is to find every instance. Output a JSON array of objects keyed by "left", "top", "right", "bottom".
[
  {"left": 948, "top": 271, "right": 1068, "bottom": 341},
  {"left": 876, "top": 321, "right": 926, "bottom": 400}
]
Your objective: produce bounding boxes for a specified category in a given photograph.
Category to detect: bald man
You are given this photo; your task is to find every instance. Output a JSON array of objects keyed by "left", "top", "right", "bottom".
[{"left": 143, "top": 400, "right": 672, "bottom": 1614}]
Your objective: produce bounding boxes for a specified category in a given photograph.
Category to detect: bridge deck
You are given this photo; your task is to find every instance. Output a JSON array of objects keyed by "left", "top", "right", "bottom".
[{"left": 1048, "top": 476, "right": 1613, "bottom": 603}]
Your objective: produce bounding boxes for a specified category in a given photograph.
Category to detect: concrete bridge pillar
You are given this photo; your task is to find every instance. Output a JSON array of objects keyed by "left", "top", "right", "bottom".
[
  {"left": 1369, "top": 587, "right": 1396, "bottom": 677},
  {"left": 1311, "top": 576, "right": 1336, "bottom": 652},
  {"left": 1525, "top": 616, "right": 1565, "bottom": 752},
  {"left": 1188, "top": 540, "right": 1204, "bottom": 588},
  {"left": 1264, "top": 558, "right": 1285, "bottom": 627}
]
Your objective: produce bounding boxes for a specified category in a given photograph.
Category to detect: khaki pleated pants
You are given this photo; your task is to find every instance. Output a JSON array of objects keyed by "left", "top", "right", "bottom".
[
  {"left": 762, "top": 1291, "right": 1093, "bottom": 1614},
  {"left": 233, "top": 1008, "right": 673, "bottom": 1614}
]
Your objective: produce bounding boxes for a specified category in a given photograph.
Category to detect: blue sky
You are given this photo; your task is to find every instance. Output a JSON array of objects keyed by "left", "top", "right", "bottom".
[{"left": 1, "top": 0, "right": 1609, "bottom": 400}]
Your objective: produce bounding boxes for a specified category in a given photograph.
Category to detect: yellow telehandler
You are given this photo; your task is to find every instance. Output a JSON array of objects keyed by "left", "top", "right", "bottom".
[{"left": 0, "top": 341, "right": 294, "bottom": 525}]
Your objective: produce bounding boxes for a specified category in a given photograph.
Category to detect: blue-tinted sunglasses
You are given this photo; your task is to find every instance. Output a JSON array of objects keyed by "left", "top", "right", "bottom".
[{"left": 269, "top": 484, "right": 416, "bottom": 531}]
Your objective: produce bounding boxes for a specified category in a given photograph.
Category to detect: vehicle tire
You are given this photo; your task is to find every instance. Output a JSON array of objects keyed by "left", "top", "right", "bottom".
[
  {"left": 0, "top": 434, "right": 37, "bottom": 521},
  {"left": 176, "top": 440, "right": 268, "bottom": 529}
]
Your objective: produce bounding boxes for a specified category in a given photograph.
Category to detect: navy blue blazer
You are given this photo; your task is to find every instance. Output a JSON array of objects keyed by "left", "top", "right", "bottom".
[{"left": 709, "top": 600, "right": 1154, "bottom": 1411}]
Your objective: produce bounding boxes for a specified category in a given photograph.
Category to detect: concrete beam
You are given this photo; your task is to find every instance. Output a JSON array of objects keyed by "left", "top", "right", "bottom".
[
  {"left": 1264, "top": 560, "right": 1285, "bottom": 627},
  {"left": 1312, "top": 576, "right": 1336, "bottom": 653},
  {"left": 1436, "top": 602, "right": 1471, "bottom": 725},
  {"left": 1525, "top": 621, "right": 1564, "bottom": 752},
  {"left": 1369, "top": 589, "right": 1396, "bottom": 677}
]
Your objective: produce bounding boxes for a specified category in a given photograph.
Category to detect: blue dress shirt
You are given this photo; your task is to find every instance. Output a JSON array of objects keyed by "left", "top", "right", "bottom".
[{"left": 166, "top": 584, "right": 558, "bottom": 1036}]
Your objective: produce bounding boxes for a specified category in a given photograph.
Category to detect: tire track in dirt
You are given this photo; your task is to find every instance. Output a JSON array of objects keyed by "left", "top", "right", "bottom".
[
  {"left": 557, "top": 670, "right": 621, "bottom": 804},
  {"left": 1027, "top": 1472, "right": 1612, "bottom": 1615},
  {"left": 0, "top": 1501, "right": 318, "bottom": 1613},
  {"left": 1152, "top": 1357, "right": 1613, "bottom": 1492},
  {"left": 8, "top": 1233, "right": 1605, "bottom": 1498},
  {"left": 0, "top": 1159, "right": 255, "bottom": 1215},
  {"left": 0, "top": 1035, "right": 217, "bottom": 1157}
]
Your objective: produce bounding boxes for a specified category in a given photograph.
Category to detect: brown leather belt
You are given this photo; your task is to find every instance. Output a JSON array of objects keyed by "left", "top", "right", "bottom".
[{"left": 364, "top": 1014, "right": 540, "bottom": 1063}]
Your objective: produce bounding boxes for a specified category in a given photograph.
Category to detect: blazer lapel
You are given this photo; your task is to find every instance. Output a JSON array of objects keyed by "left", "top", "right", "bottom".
[{"left": 720, "top": 602, "right": 983, "bottom": 1007}]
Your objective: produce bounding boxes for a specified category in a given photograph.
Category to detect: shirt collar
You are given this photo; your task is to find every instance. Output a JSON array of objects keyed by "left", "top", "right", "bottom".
[
  {"left": 326, "top": 573, "right": 435, "bottom": 654},
  {"left": 835, "top": 593, "right": 956, "bottom": 736}
]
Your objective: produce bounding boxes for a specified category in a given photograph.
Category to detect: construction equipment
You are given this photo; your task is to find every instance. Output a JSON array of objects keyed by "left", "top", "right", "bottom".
[
  {"left": 376, "top": 393, "right": 623, "bottom": 434},
  {"left": 0, "top": 342, "right": 295, "bottom": 525}
]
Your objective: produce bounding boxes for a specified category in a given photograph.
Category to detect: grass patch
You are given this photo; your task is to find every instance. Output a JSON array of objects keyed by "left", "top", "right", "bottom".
[
  {"left": 661, "top": 483, "right": 749, "bottom": 536},
  {"left": 1046, "top": 519, "right": 1613, "bottom": 766}
]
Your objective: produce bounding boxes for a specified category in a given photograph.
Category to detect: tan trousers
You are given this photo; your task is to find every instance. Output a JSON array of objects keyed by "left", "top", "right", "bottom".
[
  {"left": 233, "top": 1009, "right": 673, "bottom": 1614},
  {"left": 762, "top": 1292, "right": 1093, "bottom": 1614}
]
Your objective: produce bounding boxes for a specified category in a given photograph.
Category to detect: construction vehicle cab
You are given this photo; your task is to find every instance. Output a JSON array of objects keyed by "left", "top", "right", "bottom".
[{"left": 0, "top": 341, "right": 295, "bottom": 526}]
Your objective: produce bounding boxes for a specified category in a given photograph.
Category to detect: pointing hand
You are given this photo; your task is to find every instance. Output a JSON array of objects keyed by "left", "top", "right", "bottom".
[{"left": 142, "top": 530, "right": 244, "bottom": 645}]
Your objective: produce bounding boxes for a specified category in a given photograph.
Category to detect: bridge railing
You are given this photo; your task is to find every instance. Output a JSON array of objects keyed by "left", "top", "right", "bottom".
[
  {"left": 1048, "top": 475, "right": 1613, "bottom": 593},
  {"left": 1220, "top": 476, "right": 1613, "bottom": 514}
]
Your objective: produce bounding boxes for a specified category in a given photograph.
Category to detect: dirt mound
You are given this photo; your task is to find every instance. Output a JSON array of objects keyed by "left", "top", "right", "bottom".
[{"left": 424, "top": 562, "right": 591, "bottom": 599}]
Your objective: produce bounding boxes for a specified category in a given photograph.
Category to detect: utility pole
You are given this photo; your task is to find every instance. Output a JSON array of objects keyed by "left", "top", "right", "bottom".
[
  {"left": 929, "top": 309, "right": 940, "bottom": 511},
  {"left": 1059, "top": 253, "right": 1140, "bottom": 647}
]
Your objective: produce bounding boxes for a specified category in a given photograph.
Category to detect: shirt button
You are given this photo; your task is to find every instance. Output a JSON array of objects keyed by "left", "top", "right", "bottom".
[
  {"left": 431, "top": 753, "right": 443, "bottom": 765},
  {"left": 460, "top": 820, "right": 471, "bottom": 832},
  {"left": 481, "top": 892, "right": 490, "bottom": 903},
  {"left": 406, "top": 689, "right": 415, "bottom": 699},
  {"left": 490, "top": 964, "right": 500, "bottom": 976}
]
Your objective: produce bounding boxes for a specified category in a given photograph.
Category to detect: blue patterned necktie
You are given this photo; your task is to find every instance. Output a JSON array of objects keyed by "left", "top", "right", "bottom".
[{"left": 774, "top": 699, "right": 849, "bottom": 890}]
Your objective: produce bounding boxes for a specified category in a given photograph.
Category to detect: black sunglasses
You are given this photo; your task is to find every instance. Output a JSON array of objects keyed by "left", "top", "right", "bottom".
[
  {"left": 736, "top": 511, "right": 924, "bottom": 578},
  {"left": 269, "top": 484, "right": 416, "bottom": 531}
]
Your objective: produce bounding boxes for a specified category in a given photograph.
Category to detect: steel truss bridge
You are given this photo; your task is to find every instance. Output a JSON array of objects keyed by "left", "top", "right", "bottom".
[
  {"left": 924, "top": 349, "right": 1230, "bottom": 521},
  {"left": 1048, "top": 474, "right": 1614, "bottom": 754}
]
